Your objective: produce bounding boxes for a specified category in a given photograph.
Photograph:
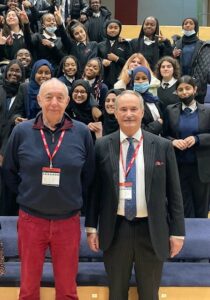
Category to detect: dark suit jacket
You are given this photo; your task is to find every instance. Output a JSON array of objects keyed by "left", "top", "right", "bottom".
[
  {"left": 0, "top": 86, "right": 25, "bottom": 154},
  {"left": 164, "top": 102, "right": 210, "bottom": 183},
  {"left": 85, "top": 129, "right": 185, "bottom": 260}
]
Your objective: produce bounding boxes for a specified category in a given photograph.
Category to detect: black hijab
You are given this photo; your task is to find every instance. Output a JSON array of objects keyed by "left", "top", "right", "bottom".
[
  {"left": 69, "top": 79, "right": 96, "bottom": 125},
  {"left": 105, "top": 19, "right": 122, "bottom": 41},
  {"left": 103, "top": 89, "right": 121, "bottom": 135},
  {"left": 182, "top": 17, "right": 199, "bottom": 44}
]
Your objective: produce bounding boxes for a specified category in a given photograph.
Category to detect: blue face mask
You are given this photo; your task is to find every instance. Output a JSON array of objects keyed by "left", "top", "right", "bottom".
[
  {"left": 182, "top": 29, "right": 196, "bottom": 37},
  {"left": 133, "top": 82, "right": 150, "bottom": 94},
  {"left": 45, "top": 26, "right": 57, "bottom": 35}
]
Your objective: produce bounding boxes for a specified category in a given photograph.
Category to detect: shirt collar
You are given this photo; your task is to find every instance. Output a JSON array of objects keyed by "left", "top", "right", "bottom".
[
  {"left": 161, "top": 77, "right": 177, "bottom": 88},
  {"left": 84, "top": 77, "right": 95, "bottom": 86},
  {"left": 77, "top": 41, "right": 87, "bottom": 46},
  {"left": 144, "top": 35, "right": 155, "bottom": 45},
  {"left": 93, "top": 12, "right": 100, "bottom": 17},
  {"left": 64, "top": 74, "right": 75, "bottom": 82},
  {"left": 120, "top": 128, "right": 142, "bottom": 143},
  {"left": 182, "top": 100, "right": 197, "bottom": 112},
  {"left": 11, "top": 30, "right": 23, "bottom": 38},
  {"left": 43, "top": 31, "right": 57, "bottom": 40}
]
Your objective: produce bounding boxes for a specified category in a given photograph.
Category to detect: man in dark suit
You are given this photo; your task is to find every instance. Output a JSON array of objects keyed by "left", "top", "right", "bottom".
[{"left": 85, "top": 90, "right": 185, "bottom": 300}]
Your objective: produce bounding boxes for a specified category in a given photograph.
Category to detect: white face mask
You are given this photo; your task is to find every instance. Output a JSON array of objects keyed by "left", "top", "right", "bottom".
[
  {"left": 182, "top": 29, "right": 196, "bottom": 37},
  {"left": 45, "top": 26, "right": 57, "bottom": 35}
]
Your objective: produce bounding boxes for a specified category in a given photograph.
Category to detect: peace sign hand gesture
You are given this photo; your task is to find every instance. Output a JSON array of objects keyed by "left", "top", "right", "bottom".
[
  {"left": 155, "top": 30, "right": 166, "bottom": 41},
  {"left": 54, "top": 6, "right": 63, "bottom": 26},
  {"left": 18, "top": 5, "right": 29, "bottom": 24},
  {"left": 0, "top": 30, "right": 9, "bottom": 45}
]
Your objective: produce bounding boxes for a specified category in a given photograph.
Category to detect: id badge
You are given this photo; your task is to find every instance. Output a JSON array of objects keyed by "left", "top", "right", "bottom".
[
  {"left": 42, "top": 167, "right": 61, "bottom": 187},
  {"left": 119, "top": 182, "right": 132, "bottom": 200}
]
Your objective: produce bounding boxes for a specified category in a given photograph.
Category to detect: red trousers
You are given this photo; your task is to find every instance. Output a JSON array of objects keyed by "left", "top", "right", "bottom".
[{"left": 18, "top": 210, "right": 80, "bottom": 300}]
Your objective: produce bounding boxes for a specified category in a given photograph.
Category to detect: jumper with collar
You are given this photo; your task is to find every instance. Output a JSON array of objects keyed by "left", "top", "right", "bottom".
[{"left": 2, "top": 113, "right": 94, "bottom": 219}]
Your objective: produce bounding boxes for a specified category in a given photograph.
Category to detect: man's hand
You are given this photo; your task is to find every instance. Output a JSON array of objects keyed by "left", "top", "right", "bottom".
[
  {"left": 169, "top": 237, "right": 184, "bottom": 258},
  {"left": 87, "top": 233, "right": 99, "bottom": 252}
]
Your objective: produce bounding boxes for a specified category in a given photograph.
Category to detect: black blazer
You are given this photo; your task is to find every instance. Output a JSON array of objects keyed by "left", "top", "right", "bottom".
[
  {"left": 57, "top": 24, "right": 98, "bottom": 71},
  {"left": 164, "top": 102, "right": 210, "bottom": 183},
  {"left": 98, "top": 39, "right": 131, "bottom": 88},
  {"left": 0, "top": 86, "right": 25, "bottom": 154},
  {"left": 85, "top": 129, "right": 185, "bottom": 260},
  {"left": 142, "top": 101, "right": 162, "bottom": 135}
]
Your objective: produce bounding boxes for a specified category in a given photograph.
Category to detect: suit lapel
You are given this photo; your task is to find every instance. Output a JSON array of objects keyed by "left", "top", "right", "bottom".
[
  {"left": 108, "top": 131, "right": 120, "bottom": 199},
  {"left": 197, "top": 103, "right": 206, "bottom": 131},
  {"left": 143, "top": 131, "right": 156, "bottom": 203},
  {"left": 170, "top": 103, "right": 182, "bottom": 138}
]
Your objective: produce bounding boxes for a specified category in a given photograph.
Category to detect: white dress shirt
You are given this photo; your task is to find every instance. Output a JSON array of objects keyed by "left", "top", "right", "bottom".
[{"left": 117, "top": 129, "right": 148, "bottom": 217}]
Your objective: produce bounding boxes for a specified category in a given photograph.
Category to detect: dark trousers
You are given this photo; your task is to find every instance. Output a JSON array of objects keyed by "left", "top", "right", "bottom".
[
  {"left": 103, "top": 217, "right": 163, "bottom": 300},
  {"left": 178, "top": 164, "right": 210, "bottom": 218}
]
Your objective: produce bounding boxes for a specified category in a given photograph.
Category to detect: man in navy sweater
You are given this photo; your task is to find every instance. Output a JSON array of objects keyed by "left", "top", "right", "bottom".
[{"left": 3, "top": 78, "right": 94, "bottom": 300}]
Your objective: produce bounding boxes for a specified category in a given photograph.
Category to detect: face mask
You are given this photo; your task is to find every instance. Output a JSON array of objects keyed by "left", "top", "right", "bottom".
[
  {"left": 181, "top": 94, "right": 194, "bottom": 106},
  {"left": 45, "top": 26, "right": 57, "bottom": 35},
  {"left": 182, "top": 29, "right": 196, "bottom": 37},
  {"left": 133, "top": 82, "right": 150, "bottom": 94}
]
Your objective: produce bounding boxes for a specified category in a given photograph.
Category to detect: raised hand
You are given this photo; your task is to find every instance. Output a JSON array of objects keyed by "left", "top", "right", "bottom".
[
  {"left": 155, "top": 30, "right": 166, "bottom": 41},
  {"left": 54, "top": 6, "right": 63, "bottom": 26},
  {"left": 0, "top": 29, "right": 9, "bottom": 45},
  {"left": 18, "top": 5, "right": 29, "bottom": 24}
]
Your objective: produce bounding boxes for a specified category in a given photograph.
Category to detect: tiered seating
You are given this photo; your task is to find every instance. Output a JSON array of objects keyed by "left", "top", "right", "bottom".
[{"left": 1, "top": 217, "right": 210, "bottom": 299}]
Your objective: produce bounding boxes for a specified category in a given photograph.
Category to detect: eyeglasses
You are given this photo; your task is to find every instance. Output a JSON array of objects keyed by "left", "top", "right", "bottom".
[{"left": 73, "top": 90, "right": 87, "bottom": 95}]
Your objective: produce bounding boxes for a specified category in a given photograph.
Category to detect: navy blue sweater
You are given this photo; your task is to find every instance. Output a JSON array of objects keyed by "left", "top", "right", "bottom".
[
  {"left": 177, "top": 109, "right": 199, "bottom": 164},
  {"left": 2, "top": 114, "right": 95, "bottom": 219}
]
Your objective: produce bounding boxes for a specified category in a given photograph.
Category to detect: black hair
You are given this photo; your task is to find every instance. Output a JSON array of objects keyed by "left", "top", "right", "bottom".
[
  {"left": 176, "top": 75, "right": 197, "bottom": 89},
  {"left": 56, "top": 55, "right": 81, "bottom": 78}
]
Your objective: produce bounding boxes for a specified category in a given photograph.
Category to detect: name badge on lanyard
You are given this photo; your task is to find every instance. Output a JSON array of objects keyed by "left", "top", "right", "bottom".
[
  {"left": 119, "top": 136, "right": 143, "bottom": 201},
  {"left": 42, "top": 167, "right": 61, "bottom": 187},
  {"left": 40, "top": 129, "right": 65, "bottom": 187},
  {"left": 119, "top": 182, "right": 132, "bottom": 200}
]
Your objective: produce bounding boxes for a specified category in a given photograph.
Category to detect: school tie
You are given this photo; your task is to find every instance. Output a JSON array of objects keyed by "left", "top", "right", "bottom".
[
  {"left": 163, "top": 82, "right": 169, "bottom": 89},
  {"left": 125, "top": 137, "right": 137, "bottom": 220},
  {"left": 184, "top": 107, "right": 192, "bottom": 115}
]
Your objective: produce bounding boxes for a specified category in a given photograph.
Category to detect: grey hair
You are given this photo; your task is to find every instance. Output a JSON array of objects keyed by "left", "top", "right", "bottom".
[
  {"left": 38, "top": 78, "right": 69, "bottom": 97},
  {"left": 115, "top": 90, "right": 144, "bottom": 111}
]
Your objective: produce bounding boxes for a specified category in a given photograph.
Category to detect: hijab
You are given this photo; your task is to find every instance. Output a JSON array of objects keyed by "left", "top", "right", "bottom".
[
  {"left": 69, "top": 79, "right": 96, "bottom": 125},
  {"left": 103, "top": 89, "right": 121, "bottom": 135},
  {"left": 182, "top": 17, "right": 199, "bottom": 44},
  {"left": 28, "top": 59, "right": 53, "bottom": 119},
  {"left": 105, "top": 19, "right": 122, "bottom": 41},
  {"left": 131, "top": 66, "right": 159, "bottom": 103}
]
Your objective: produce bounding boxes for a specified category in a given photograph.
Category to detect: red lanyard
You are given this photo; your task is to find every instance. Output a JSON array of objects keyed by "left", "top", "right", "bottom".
[
  {"left": 40, "top": 129, "right": 65, "bottom": 168},
  {"left": 120, "top": 136, "right": 143, "bottom": 179}
]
